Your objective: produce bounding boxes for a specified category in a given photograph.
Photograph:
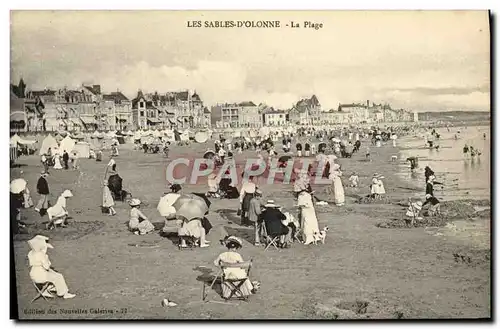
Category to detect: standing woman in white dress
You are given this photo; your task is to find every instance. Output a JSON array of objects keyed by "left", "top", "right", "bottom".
[
  {"left": 329, "top": 164, "right": 345, "bottom": 206},
  {"left": 297, "top": 190, "right": 320, "bottom": 245},
  {"left": 53, "top": 153, "right": 63, "bottom": 170}
]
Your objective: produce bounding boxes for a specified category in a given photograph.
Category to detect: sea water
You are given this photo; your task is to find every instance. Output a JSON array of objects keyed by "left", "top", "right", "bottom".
[{"left": 396, "top": 125, "right": 490, "bottom": 201}]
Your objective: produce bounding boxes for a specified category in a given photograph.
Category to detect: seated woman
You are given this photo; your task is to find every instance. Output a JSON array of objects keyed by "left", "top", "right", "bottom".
[
  {"left": 27, "top": 235, "right": 76, "bottom": 299},
  {"left": 219, "top": 177, "right": 239, "bottom": 199},
  {"left": 128, "top": 199, "right": 155, "bottom": 235},
  {"left": 46, "top": 190, "right": 73, "bottom": 230},
  {"left": 214, "top": 236, "right": 256, "bottom": 299},
  {"left": 178, "top": 216, "right": 210, "bottom": 248},
  {"left": 261, "top": 200, "right": 292, "bottom": 248},
  {"left": 159, "top": 184, "right": 182, "bottom": 233},
  {"left": 206, "top": 173, "right": 221, "bottom": 198}
]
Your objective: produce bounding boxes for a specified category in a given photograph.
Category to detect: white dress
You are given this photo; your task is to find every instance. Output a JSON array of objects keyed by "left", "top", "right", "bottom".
[
  {"left": 53, "top": 154, "right": 63, "bottom": 169},
  {"left": 47, "top": 196, "right": 68, "bottom": 222},
  {"left": 214, "top": 251, "right": 253, "bottom": 298},
  {"left": 329, "top": 170, "right": 345, "bottom": 205},
  {"left": 297, "top": 192, "right": 320, "bottom": 245}
]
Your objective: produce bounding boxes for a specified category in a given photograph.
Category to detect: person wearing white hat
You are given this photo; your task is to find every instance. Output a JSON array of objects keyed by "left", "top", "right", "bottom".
[
  {"left": 46, "top": 190, "right": 73, "bottom": 229},
  {"left": 129, "top": 199, "right": 154, "bottom": 235},
  {"left": 214, "top": 236, "right": 256, "bottom": 298},
  {"left": 27, "top": 235, "right": 76, "bottom": 299}
]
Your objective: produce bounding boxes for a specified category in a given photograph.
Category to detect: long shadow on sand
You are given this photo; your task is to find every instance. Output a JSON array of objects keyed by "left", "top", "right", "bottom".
[{"left": 223, "top": 226, "right": 254, "bottom": 244}]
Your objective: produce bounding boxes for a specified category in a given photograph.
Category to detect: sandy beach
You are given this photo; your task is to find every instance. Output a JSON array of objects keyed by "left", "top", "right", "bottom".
[{"left": 11, "top": 136, "right": 490, "bottom": 319}]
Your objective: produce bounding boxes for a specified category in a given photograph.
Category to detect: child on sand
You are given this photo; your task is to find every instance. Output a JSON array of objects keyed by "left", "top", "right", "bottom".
[
  {"left": 102, "top": 181, "right": 116, "bottom": 216},
  {"left": 348, "top": 172, "right": 359, "bottom": 187},
  {"left": 128, "top": 199, "right": 154, "bottom": 235}
]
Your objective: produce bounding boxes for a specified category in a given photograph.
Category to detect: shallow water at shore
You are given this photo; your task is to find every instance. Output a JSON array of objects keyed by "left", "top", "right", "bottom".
[{"left": 396, "top": 126, "right": 490, "bottom": 201}]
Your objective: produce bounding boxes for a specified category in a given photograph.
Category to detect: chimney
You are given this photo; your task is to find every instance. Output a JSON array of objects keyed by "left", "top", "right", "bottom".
[
  {"left": 366, "top": 100, "right": 370, "bottom": 108},
  {"left": 93, "top": 85, "right": 101, "bottom": 94}
]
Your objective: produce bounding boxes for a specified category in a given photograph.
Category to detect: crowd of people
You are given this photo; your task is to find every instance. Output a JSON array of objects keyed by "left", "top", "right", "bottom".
[{"left": 12, "top": 123, "right": 471, "bottom": 302}]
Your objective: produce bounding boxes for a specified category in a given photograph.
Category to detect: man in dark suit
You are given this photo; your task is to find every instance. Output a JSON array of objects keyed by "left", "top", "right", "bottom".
[
  {"left": 35, "top": 172, "right": 50, "bottom": 214},
  {"left": 63, "top": 150, "right": 69, "bottom": 169}
]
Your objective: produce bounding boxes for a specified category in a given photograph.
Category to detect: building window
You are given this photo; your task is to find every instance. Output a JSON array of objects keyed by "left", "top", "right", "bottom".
[
  {"left": 140, "top": 101, "right": 145, "bottom": 109},
  {"left": 140, "top": 111, "right": 144, "bottom": 117}
]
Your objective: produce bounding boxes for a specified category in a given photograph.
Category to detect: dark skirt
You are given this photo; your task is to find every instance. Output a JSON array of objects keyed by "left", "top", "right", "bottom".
[
  {"left": 241, "top": 193, "right": 254, "bottom": 212},
  {"left": 201, "top": 217, "right": 213, "bottom": 235}
]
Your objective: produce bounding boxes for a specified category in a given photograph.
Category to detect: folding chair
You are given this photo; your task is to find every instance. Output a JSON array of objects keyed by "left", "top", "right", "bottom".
[
  {"left": 261, "top": 224, "right": 280, "bottom": 251},
  {"left": 31, "top": 281, "right": 54, "bottom": 303},
  {"left": 202, "top": 260, "right": 253, "bottom": 302}
]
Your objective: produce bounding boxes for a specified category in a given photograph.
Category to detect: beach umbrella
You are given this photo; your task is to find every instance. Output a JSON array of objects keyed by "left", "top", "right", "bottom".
[
  {"left": 10, "top": 178, "right": 27, "bottom": 194},
  {"left": 173, "top": 194, "right": 209, "bottom": 221},
  {"left": 203, "top": 150, "right": 216, "bottom": 159},
  {"left": 191, "top": 192, "right": 212, "bottom": 208},
  {"left": 278, "top": 155, "right": 292, "bottom": 163},
  {"left": 195, "top": 131, "right": 209, "bottom": 143},
  {"left": 157, "top": 194, "right": 181, "bottom": 217}
]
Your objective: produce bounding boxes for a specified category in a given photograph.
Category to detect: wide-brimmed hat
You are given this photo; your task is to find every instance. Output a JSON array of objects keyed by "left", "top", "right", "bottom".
[
  {"left": 225, "top": 236, "right": 243, "bottom": 248},
  {"left": 40, "top": 171, "right": 49, "bottom": 177},
  {"left": 372, "top": 173, "right": 379, "bottom": 177},
  {"left": 61, "top": 190, "right": 73, "bottom": 198},
  {"left": 413, "top": 201, "right": 423, "bottom": 210},
  {"left": 129, "top": 198, "right": 141, "bottom": 206},
  {"left": 28, "top": 235, "right": 54, "bottom": 252},
  {"left": 254, "top": 188, "right": 262, "bottom": 196},
  {"left": 265, "top": 200, "right": 279, "bottom": 208}
]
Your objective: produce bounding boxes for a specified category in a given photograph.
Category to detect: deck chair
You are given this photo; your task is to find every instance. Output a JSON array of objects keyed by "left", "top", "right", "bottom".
[
  {"left": 31, "top": 281, "right": 54, "bottom": 303},
  {"left": 261, "top": 224, "right": 280, "bottom": 251},
  {"left": 203, "top": 259, "right": 253, "bottom": 302}
]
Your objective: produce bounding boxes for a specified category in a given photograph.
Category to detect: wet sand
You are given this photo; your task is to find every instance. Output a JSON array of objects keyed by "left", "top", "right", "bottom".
[{"left": 12, "top": 138, "right": 490, "bottom": 319}]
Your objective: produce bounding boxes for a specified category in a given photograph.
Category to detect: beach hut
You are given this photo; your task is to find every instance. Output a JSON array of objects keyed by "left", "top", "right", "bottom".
[
  {"left": 59, "top": 136, "right": 76, "bottom": 154},
  {"left": 39, "top": 135, "right": 59, "bottom": 155},
  {"left": 10, "top": 134, "right": 22, "bottom": 145},
  {"left": 73, "top": 142, "right": 91, "bottom": 158}
]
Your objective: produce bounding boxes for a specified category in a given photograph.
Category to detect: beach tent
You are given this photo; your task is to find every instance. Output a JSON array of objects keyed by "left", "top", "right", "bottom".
[
  {"left": 59, "top": 136, "right": 76, "bottom": 154},
  {"left": 10, "top": 134, "right": 22, "bottom": 145},
  {"left": 39, "top": 135, "right": 59, "bottom": 155},
  {"left": 73, "top": 142, "right": 91, "bottom": 158},
  {"left": 195, "top": 131, "right": 209, "bottom": 143}
]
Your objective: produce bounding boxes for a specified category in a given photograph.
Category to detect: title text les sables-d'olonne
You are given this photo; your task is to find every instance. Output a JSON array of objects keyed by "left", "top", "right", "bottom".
[{"left": 187, "top": 20, "right": 324, "bottom": 30}]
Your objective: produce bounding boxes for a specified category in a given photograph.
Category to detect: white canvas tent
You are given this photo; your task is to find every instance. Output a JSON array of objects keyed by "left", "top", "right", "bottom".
[
  {"left": 39, "top": 135, "right": 59, "bottom": 155},
  {"left": 73, "top": 142, "right": 91, "bottom": 158},
  {"left": 10, "top": 134, "right": 22, "bottom": 145},
  {"left": 59, "top": 136, "right": 76, "bottom": 155}
]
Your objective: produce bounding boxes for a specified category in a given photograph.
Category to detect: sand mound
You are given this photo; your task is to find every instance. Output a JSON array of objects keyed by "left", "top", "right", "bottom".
[{"left": 376, "top": 199, "right": 490, "bottom": 229}]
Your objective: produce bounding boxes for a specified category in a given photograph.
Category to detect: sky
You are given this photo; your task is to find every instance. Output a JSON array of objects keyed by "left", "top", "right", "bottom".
[{"left": 10, "top": 10, "right": 490, "bottom": 112}]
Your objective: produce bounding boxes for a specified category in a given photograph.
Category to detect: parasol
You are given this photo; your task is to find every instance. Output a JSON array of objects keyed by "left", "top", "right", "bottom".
[
  {"left": 10, "top": 178, "right": 27, "bottom": 194},
  {"left": 195, "top": 131, "right": 209, "bottom": 143},
  {"left": 173, "top": 194, "right": 210, "bottom": 221},
  {"left": 157, "top": 193, "right": 181, "bottom": 217},
  {"left": 278, "top": 155, "right": 292, "bottom": 163}
]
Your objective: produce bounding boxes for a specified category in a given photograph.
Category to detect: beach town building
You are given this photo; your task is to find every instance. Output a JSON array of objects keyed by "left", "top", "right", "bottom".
[
  {"left": 131, "top": 91, "right": 161, "bottom": 130},
  {"left": 25, "top": 84, "right": 105, "bottom": 132},
  {"left": 262, "top": 108, "right": 289, "bottom": 126},
  {"left": 142, "top": 90, "right": 206, "bottom": 129},
  {"left": 10, "top": 79, "right": 43, "bottom": 132},
  {"left": 288, "top": 95, "right": 321, "bottom": 125},
  {"left": 210, "top": 101, "right": 261, "bottom": 128},
  {"left": 102, "top": 91, "right": 133, "bottom": 131}
]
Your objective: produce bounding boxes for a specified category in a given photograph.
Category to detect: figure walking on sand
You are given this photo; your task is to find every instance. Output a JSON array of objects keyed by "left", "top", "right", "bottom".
[{"left": 329, "top": 163, "right": 345, "bottom": 206}]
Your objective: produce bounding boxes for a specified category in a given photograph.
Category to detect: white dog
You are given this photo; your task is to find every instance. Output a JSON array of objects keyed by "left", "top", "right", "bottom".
[{"left": 313, "top": 226, "right": 329, "bottom": 245}]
